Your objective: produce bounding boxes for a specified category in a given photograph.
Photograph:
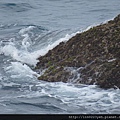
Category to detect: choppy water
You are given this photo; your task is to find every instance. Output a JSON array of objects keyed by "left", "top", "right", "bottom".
[{"left": 0, "top": 0, "right": 120, "bottom": 114}]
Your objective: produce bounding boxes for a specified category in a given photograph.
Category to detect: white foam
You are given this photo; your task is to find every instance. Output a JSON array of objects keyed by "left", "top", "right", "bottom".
[
  {"left": 1, "top": 44, "right": 38, "bottom": 66},
  {"left": 35, "top": 81, "right": 118, "bottom": 108},
  {"left": 19, "top": 26, "right": 35, "bottom": 35},
  {"left": 5, "top": 62, "right": 38, "bottom": 78},
  {"left": 108, "top": 92, "right": 120, "bottom": 104},
  {"left": 21, "top": 34, "right": 32, "bottom": 50}
]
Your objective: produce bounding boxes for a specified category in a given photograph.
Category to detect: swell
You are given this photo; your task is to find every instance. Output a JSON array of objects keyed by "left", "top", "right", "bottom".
[{"left": 0, "top": 2, "right": 33, "bottom": 12}]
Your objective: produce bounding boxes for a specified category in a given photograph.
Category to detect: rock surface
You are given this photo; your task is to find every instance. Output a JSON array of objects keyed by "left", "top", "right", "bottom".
[{"left": 35, "top": 14, "right": 120, "bottom": 89}]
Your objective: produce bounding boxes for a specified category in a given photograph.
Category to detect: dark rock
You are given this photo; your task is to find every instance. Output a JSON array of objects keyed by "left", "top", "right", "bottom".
[{"left": 35, "top": 14, "right": 120, "bottom": 89}]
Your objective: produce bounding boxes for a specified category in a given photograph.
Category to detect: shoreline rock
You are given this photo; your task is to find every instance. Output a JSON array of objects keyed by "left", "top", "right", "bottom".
[{"left": 35, "top": 14, "right": 120, "bottom": 89}]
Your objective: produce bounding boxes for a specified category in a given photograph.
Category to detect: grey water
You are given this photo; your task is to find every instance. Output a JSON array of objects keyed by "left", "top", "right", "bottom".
[{"left": 0, "top": 0, "right": 120, "bottom": 114}]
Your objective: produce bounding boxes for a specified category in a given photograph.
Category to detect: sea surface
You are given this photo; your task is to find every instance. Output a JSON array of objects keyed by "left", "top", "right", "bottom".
[{"left": 0, "top": 0, "right": 120, "bottom": 114}]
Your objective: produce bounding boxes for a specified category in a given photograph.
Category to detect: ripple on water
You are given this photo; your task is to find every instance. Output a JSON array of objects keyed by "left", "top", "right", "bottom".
[{"left": 0, "top": 3, "right": 33, "bottom": 12}]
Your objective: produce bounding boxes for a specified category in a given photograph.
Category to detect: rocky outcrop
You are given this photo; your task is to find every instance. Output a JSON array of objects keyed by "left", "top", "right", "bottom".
[{"left": 35, "top": 14, "right": 120, "bottom": 89}]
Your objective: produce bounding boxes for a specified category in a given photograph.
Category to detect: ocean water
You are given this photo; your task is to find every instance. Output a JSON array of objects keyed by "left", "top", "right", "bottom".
[{"left": 0, "top": 0, "right": 120, "bottom": 114}]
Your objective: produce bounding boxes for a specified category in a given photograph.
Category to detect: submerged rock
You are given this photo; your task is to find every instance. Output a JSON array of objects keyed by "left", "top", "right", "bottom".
[{"left": 35, "top": 14, "right": 120, "bottom": 89}]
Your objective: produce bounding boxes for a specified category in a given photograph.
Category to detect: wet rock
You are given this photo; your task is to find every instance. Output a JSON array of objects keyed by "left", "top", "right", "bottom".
[{"left": 35, "top": 14, "right": 120, "bottom": 89}]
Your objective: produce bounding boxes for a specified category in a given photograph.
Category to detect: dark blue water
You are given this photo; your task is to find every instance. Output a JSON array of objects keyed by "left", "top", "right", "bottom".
[{"left": 0, "top": 0, "right": 120, "bottom": 114}]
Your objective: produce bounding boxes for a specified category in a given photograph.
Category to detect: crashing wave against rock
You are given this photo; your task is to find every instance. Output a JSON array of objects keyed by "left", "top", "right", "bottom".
[{"left": 35, "top": 14, "right": 120, "bottom": 89}]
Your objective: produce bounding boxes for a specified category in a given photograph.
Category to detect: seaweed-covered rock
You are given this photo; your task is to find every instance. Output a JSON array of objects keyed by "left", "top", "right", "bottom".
[{"left": 35, "top": 14, "right": 120, "bottom": 89}]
